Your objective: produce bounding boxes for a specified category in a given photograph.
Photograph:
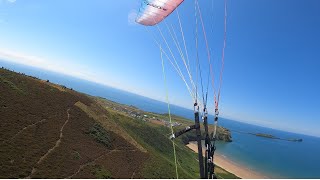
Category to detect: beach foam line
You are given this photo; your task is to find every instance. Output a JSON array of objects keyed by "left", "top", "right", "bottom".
[{"left": 186, "top": 141, "right": 269, "bottom": 179}]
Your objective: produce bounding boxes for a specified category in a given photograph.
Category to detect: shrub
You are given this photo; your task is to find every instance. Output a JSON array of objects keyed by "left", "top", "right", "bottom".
[
  {"left": 87, "top": 123, "right": 112, "bottom": 148},
  {"left": 92, "top": 165, "right": 113, "bottom": 179}
]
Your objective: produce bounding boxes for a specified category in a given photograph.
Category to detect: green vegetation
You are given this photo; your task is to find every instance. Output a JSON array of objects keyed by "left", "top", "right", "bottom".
[
  {"left": 216, "top": 166, "right": 240, "bottom": 179},
  {"left": 0, "top": 68, "right": 98, "bottom": 178},
  {"left": 88, "top": 123, "right": 112, "bottom": 148},
  {"left": 72, "top": 150, "right": 81, "bottom": 160},
  {"left": 95, "top": 96, "right": 237, "bottom": 178},
  {"left": 288, "top": 138, "right": 303, "bottom": 142},
  {"left": 113, "top": 111, "right": 199, "bottom": 178},
  {"left": 95, "top": 96, "right": 232, "bottom": 143},
  {"left": 0, "top": 68, "right": 239, "bottom": 179},
  {"left": 150, "top": 113, "right": 232, "bottom": 142},
  {"left": 255, "top": 133, "right": 276, "bottom": 139},
  {"left": 92, "top": 165, "right": 113, "bottom": 179},
  {"left": 252, "top": 133, "right": 303, "bottom": 142},
  {"left": 0, "top": 75, "right": 25, "bottom": 95},
  {"left": 111, "top": 111, "right": 238, "bottom": 179}
]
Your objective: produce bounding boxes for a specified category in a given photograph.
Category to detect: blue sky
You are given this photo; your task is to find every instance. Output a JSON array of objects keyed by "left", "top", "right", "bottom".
[{"left": 0, "top": 0, "right": 319, "bottom": 137}]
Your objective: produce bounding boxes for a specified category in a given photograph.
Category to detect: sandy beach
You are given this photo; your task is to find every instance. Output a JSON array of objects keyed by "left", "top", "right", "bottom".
[{"left": 186, "top": 142, "right": 269, "bottom": 179}]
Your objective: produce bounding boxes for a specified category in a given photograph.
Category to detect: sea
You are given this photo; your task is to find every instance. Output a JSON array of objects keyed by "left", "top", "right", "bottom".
[{"left": 1, "top": 60, "right": 320, "bottom": 178}]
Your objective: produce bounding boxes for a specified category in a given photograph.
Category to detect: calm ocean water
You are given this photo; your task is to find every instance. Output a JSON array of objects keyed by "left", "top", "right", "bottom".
[{"left": 2, "top": 60, "right": 320, "bottom": 178}]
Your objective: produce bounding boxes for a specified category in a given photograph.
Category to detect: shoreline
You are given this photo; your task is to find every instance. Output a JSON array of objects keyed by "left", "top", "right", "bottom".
[{"left": 186, "top": 141, "right": 269, "bottom": 179}]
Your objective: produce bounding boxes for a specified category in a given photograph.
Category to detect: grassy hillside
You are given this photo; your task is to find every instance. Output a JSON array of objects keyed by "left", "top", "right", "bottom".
[
  {"left": 111, "top": 111, "right": 199, "bottom": 178},
  {"left": 95, "top": 98, "right": 238, "bottom": 179},
  {"left": 0, "top": 68, "right": 146, "bottom": 178},
  {"left": 0, "top": 67, "right": 238, "bottom": 179}
]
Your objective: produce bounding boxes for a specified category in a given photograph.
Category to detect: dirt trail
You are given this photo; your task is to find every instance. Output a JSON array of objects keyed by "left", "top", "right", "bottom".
[
  {"left": 1, "top": 119, "right": 47, "bottom": 145},
  {"left": 131, "top": 171, "right": 136, "bottom": 179},
  {"left": 67, "top": 149, "right": 137, "bottom": 178},
  {"left": 27, "top": 108, "right": 71, "bottom": 178}
]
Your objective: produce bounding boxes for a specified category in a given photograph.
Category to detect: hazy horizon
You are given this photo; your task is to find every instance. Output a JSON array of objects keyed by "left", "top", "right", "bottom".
[
  {"left": 1, "top": 59, "right": 319, "bottom": 138},
  {"left": 1, "top": 0, "right": 320, "bottom": 138}
]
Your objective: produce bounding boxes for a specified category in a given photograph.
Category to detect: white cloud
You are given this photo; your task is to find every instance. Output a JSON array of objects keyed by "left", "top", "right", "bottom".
[
  {"left": 0, "top": 49, "right": 104, "bottom": 86},
  {"left": 0, "top": 0, "right": 16, "bottom": 5},
  {"left": 0, "top": 49, "right": 153, "bottom": 100},
  {"left": 0, "top": 0, "right": 16, "bottom": 4},
  {"left": 6, "top": 0, "right": 16, "bottom": 3},
  {"left": 0, "top": 50, "right": 44, "bottom": 65}
]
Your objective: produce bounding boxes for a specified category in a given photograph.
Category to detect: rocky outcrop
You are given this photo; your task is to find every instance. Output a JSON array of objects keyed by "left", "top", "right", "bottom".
[
  {"left": 215, "top": 126, "right": 232, "bottom": 142},
  {"left": 181, "top": 126, "right": 232, "bottom": 145}
]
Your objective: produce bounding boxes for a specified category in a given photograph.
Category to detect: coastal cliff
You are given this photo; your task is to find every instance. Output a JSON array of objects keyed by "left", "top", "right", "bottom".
[
  {"left": 180, "top": 126, "right": 232, "bottom": 144},
  {"left": 0, "top": 68, "right": 236, "bottom": 179},
  {"left": 216, "top": 126, "right": 233, "bottom": 142}
]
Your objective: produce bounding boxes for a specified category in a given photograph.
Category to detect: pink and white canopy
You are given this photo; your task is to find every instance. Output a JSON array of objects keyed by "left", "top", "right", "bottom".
[{"left": 136, "top": 0, "right": 184, "bottom": 26}]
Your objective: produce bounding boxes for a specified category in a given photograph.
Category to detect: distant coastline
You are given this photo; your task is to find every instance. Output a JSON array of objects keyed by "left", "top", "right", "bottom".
[
  {"left": 253, "top": 133, "right": 303, "bottom": 142},
  {"left": 231, "top": 129, "right": 303, "bottom": 142},
  {"left": 2, "top": 61, "right": 320, "bottom": 178}
]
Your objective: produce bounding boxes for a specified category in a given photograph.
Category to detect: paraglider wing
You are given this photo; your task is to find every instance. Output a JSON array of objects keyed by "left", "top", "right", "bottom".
[{"left": 136, "top": 0, "right": 184, "bottom": 26}]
